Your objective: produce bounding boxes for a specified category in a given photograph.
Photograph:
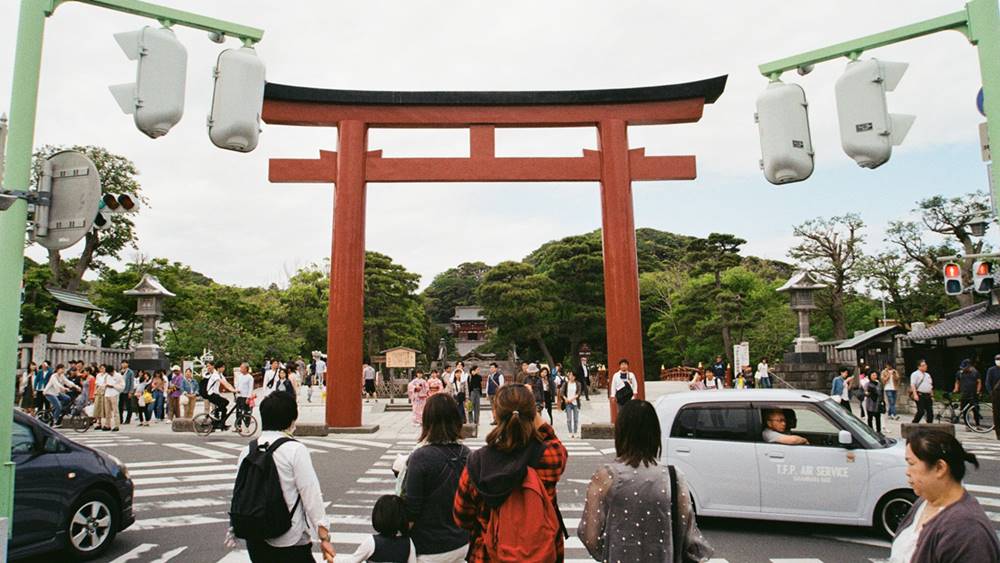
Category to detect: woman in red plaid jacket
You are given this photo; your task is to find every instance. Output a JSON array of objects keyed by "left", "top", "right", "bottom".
[{"left": 453, "top": 383, "right": 568, "bottom": 562}]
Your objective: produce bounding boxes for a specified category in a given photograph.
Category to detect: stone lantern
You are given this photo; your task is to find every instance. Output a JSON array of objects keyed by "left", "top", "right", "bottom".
[
  {"left": 776, "top": 271, "right": 826, "bottom": 355},
  {"left": 124, "top": 274, "right": 175, "bottom": 372}
]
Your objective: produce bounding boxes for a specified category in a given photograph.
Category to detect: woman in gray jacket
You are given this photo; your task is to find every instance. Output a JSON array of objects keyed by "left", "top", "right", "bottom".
[{"left": 890, "top": 429, "right": 1000, "bottom": 562}]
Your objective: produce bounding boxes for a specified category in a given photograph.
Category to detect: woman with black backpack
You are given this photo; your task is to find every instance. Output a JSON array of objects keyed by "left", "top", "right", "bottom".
[
  {"left": 453, "top": 383, "right": 568, "bottom": 563},
  {"left": 403, "top": 394, "right": 470, "bottom": 562},
  {"left": 578, "top": 400, "right": 713, "bottom": 563}
]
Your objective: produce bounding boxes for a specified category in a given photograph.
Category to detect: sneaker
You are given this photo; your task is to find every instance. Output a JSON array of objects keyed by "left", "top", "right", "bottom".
[{"left": 111, "top": 427, "right": 119, "bottom": 432}]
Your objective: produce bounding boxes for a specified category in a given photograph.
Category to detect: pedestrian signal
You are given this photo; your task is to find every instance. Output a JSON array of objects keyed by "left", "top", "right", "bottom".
[
  {"left": 755, "top": 81, "right": 814, "bottom": 184},
  {"left": 110, "top": 26, "right": 187, "bottom": 138},
  {"left": 972, "top": 260, "right": 994, "bottom": 294},
  {"left": 943, "top": 262, "right": 963, "bottom": 296},
  {"left": 834, "top": 58, "right": 914, "bottom": 169}
]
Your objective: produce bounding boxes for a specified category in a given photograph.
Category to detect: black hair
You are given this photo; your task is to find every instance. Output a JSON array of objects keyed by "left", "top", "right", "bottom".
[
  {"left": 908, "top": 429, "right": 979, "bottom": 482},
  {"left": 490, "top": 362, "right": 498, "bottom": 368},
  {"left": 839, "top": 366, "right": 850, "bottom": 375},
  {"left": 260, "top": 392, "right": 298, "bottom": 431},
  {"left": 615, "top": 400, "right": 661, "bottom": 468},
  {"left": 618, "top": 358, "right": 629, "bottom": 366},
  {"left": 419, "top": 394, "right": 462, "bottom": 444},
  {"left": 372, "top": 495, "right": 408, "bottom": 537}
]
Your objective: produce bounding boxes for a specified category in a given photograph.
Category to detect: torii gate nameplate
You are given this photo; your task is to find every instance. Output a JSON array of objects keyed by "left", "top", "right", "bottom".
[{"left": 263, "top": 76, "right": 727, "bottom": 428}]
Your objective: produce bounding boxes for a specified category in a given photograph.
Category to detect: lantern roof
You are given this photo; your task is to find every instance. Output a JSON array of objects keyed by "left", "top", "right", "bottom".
[
  {"left": 776, "top": 271, "right": 827, "bottom": 293},
  {"left": 123, "top": 274, "right": 176, "bottom": 298}
]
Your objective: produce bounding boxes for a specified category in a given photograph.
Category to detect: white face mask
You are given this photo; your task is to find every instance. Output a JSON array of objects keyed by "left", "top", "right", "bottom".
[{"left": 995, "top": 360, "right": 1000, "bottom": 367}]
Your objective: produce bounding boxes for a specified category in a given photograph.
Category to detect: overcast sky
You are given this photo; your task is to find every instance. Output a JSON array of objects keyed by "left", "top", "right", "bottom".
[{"left": 0, "top": 1, "right": 989, "bottom": 289}]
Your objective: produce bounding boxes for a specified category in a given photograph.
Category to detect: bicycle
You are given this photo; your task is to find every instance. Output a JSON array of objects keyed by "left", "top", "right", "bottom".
[
  {"left": 66, "top": 399, "right": 95, "bottom": 433},
  {"left": 935, "top": 392, "right": 995, "bottom": 434},
  {"left": 192, "top": 393, "right": 257, "bottom": 437},
  {"left": 35, "top": 394, "right": 71, "bottom": 427},
  {"left": 935, "top": 392, "right": 961, "bottom": 424}
]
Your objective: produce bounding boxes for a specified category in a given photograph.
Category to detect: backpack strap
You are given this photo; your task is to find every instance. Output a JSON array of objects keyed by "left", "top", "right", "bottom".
[
  {"left": 669, "top": 465, "right": 682, "bottom": 563},
  {"left": 261, "top": 437, "right": 305, "bottom": 526},
  {"left": 527, "top": 440, "right": 569, "bottom": 539}
]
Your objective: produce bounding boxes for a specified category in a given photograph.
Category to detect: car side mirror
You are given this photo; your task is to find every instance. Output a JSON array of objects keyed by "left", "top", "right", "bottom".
[
  {"left": 838, "top": 430, "right": 853, "bottom": 447},
  {"left": 42, "top": 436, "right": 62, "bottom": 454}
]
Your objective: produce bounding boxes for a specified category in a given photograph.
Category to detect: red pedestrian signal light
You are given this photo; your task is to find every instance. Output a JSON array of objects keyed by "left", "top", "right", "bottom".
[
  {"left": 972, "top": 260, "right": 994, "bottom": 294},
  {"left": 943, "top": 262, "right": 963, "bottom": 296}
]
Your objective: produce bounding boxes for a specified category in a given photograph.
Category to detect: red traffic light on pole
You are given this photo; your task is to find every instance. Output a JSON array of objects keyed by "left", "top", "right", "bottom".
[
  {"left": 972, "top": 260, "right": 994, "bottom": 294},
  {"left": 943, "top": 262, "right": 963, "bottom": 296}
]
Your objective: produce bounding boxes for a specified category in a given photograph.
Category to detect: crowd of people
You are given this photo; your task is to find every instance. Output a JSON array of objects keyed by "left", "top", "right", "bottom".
[{"left": 406, "top": 360, "right": 596, "bottom": 438}]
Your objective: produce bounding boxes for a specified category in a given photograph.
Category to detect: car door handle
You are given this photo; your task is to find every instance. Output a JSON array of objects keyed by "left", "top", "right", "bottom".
[
  {"left": 765, "top": 452, "right": 785, "bottom": 460},
  {"left": 675, "top": 447, "right": 691, "bottom": 454}
]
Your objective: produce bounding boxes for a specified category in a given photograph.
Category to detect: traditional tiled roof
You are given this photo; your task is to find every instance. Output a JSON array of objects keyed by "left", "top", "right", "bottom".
[
  {"left": 45, "top": 287, "right": 101, "bottom": 312},
  {"left": 451, "top": 306, "right": 485, "bottom": 322},
  {"left": 908, "top": 302, "right": 1000, "bottom": 340},
  {"left": 776, "top": 271, "right": 827, "bottom": 292},
  {"left": 836, "top": 325, "right": 903, "bottom": 350}
]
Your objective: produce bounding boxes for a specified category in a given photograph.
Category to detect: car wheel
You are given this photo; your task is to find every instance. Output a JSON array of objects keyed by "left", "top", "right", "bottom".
[
  {"left": 875, "top": 490, "right": 916, "bottom": 538},
  {"left": 65, "top": 489, "right": 118, "bottom": 559}
]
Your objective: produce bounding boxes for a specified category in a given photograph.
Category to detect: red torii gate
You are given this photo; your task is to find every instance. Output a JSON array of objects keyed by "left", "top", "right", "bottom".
[{"left": 262, "top": 76, "right": 727, "bottom": 428}]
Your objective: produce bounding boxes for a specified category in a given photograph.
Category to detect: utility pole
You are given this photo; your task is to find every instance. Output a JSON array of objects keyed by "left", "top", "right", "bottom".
[
  {"left": 758, "top": 0, "right": 1000, "bottom": 218},
  {"left": 0, "top": 0, "right": 262, "bottom": 538}
]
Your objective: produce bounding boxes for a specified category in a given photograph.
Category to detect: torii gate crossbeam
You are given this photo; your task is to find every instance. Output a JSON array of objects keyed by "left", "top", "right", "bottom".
[{"left": 263, "top": 76, "right": 727, "bottom": 428}]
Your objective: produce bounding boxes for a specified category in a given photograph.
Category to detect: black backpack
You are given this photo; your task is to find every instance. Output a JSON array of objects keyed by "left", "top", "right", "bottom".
[
  {"left": 198, "top": 376, "right": 210, "bottom": 399},
  {"left": 230, "top": 438, "right": 301, "bottom": 539}
]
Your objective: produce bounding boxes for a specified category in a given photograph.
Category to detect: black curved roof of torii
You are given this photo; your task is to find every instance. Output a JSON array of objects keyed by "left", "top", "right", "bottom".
[{"left": 264, "top": 75, "right": 727, "bottom": 106}]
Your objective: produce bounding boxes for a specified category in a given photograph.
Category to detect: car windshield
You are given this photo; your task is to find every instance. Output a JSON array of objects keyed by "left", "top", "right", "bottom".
[{"left": 819, "top": 398, "right": 884, "bottom": 448}]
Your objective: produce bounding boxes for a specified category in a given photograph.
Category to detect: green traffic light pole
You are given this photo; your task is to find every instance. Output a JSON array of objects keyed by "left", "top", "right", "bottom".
[
  {"left": 0, "top": 0, "right": 262, "bottom": 538},
  {"left": 758, "top": 0, "right": 1000, "bottom": 217}
]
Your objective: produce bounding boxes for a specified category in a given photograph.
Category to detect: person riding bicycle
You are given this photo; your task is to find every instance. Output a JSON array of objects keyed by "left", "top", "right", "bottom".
[
  {"left": 206, "top": 363, "right": 236, "bottom": 429},
  {"left": 953, "top": 359, "right": 983, "bottom": 427},
  {"left": 43, "top": 364, "right": 80, "bottom": 427}
]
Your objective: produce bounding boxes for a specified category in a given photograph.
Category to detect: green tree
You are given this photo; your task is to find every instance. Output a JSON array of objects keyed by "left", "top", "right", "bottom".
[
  {"left": 422, "top": 261, "right": 490, "bottom": 324},
  {"left": 477, "top": 261, "right": 559, "bottom": 368},
  {"left": 789, "top": 214, "right": 865, "bottom": 340},
  {"left": 684, "top": 233, "right": 746, "bottom": 366},
  {"left": 30, "top": 145, "right": 147, "bottom": 291},
  {"left": 19, "top": 257, "right": 62, "bottom": 340},
  {"left": 280, "top": 264, "right": 329, "bottom": 355},
  {"left": 364, "top": 252, "right": 427, "bottom": 359}
]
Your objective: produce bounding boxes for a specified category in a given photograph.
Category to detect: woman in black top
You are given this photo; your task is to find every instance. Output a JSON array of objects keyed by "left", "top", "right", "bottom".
[
  {"left": 467, "top": 365, "right": 483, "bottom": 425},
  {"left": 404, "top": 394, "right": 470, "bottom": 562}
]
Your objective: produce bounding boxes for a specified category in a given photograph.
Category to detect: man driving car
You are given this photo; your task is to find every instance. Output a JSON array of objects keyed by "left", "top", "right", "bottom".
[{"left": 762, "top": 409, "right": 809, "bottom": 445}]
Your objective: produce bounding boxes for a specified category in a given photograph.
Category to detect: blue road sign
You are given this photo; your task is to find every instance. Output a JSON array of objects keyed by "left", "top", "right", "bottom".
[{"left": 978, "top": 87, "right": 986, "bottom": 117}]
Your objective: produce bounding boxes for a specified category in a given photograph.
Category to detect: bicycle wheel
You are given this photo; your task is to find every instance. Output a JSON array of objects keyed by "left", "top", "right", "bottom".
[
  {"left": 37, "top": 411, "right": 53, "bottom": 426},
  {"left": 965, "top": 402, "right": 995, "bottom": 434},
  {"left": 938, "top": 405, "right": 956, "bottom": 424},
  {"left": 238, "top": 415, "right": 258, "bottom": 437},
  {"left": 192, "top": 413, "right": 215, "bottom": 437},
  {"left": 71, "top": 415, "right": 93, "bottom": 433}
]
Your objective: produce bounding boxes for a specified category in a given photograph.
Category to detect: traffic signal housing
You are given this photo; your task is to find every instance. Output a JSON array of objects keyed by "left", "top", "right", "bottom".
[
  {"left": 972, "top": 260, "right": 994, "bottom": 294},
  {"left": 94, "top": 193, "right": 139, "bottom": 230},
  {"left": 755, "top": 81, "right": 815, "bottom": 184},
  {"left": 943, "top": 262, "right": 963, "bottom": 296},
  {"left": 834, "top": 58, "right": 915, "bottom": 169},
  {"left": 207, "top": 47, "right": 266, "bottom": 152},
  {"left": 110, "top": 26, "right": 188, "bottom": 138}
]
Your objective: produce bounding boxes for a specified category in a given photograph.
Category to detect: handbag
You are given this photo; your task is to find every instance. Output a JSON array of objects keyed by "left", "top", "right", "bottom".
[
  {"left": 614, "top": 377, "right": 634, "bottom": 405},
  {"left": 143, "top": 391, "right": 153, "bottom": 405}
]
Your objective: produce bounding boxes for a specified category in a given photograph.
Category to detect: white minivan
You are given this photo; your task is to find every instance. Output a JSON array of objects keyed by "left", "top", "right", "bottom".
[{"left": 655, "top": 389, "right": 915, "bottom": 537}]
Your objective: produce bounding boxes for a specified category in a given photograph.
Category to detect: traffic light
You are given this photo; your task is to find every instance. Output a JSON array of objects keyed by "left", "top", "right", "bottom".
[
  {"left": 755, "top": 81, "right": 814, "bottom": 184},
  {"left": 943, "top": 262, "right": 963, "bottom": 296},
  {"left": 94, "top": 193, "right": 139, "bottom": 230},
  {"left": 109, "top": 26, "right": 187, "bottom": 139},
  {"left": 834, "top": 58, "right": 915, "bottom": 169},
  {"left": 972, "top": 260, "right": 994, "bottom": 294},
  {"left": 207, "top": 47, "right": 266, "bottom": 152}
]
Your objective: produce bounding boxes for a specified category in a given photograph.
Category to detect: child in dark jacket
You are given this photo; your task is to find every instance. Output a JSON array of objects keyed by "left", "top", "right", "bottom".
[{"left": 345, "top": 495, "right": 416, "bottom": 563}]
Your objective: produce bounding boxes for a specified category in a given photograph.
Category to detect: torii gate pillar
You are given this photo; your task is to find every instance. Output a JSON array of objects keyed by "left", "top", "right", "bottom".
[{"left": 263, "top": 77, "right": 727, "bottom": 428}]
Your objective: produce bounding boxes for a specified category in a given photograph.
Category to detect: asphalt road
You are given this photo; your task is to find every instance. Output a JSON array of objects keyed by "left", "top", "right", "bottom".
[{"left": 19, "top": 426, "right": 1000, "bottom": 563}]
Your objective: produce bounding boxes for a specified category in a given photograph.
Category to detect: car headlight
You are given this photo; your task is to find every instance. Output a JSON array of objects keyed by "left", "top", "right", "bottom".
[{"left": 107, "top": 454, "right": 129, "bottom": 480}]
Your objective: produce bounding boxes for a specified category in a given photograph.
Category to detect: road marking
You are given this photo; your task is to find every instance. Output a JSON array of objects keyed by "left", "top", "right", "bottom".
[
  {"left": 346, "top": 489, "right": 396, "bottom": 496},
  {"left": 126, "top": 458, "right": 221, "bottom": 469},
  {"left": 811, "top": 535, "right": 891, "bottom": 549},
  {"left": 295, "top": 437, "right": 363, "bottom": 451},
  {"left": 108, "top": 543, "right": 158, "bottom": 563},
  {"left": 135, "top": 482, "right": 233, "bottom": 498},
  {"left": 968, "top": 483, "right": 1000, "bottom": 496},
  {"left": 356, "top": 477, "right": 394, "bottom": 484},
  {"left": 770, "top": 559, "right": 825, "bottom": 563},
  {"left": 977, "top": 496, "right": 1000, "bottom": 508},
  {"left": 132, "top": 473, "right": 235, "bottom": 486},
  {"left": 133, "top": 497, "right": 230, "bottom": 511},
  {"left": 130, "top": 464, "right": 235, "bottom": 477},
  {"left": 164, "top": 443, "right": 237, "bottom": 459},
  {"left": 331, "top": 437, "right": 393, "bottom": 448},
  {"left": 132, "top": 513, "right": 229, "bottom": 530},
  {"left": 150, "top": 546, "right": 188, "bottom": 562},
  {"left": 204, "top": 440, "right": 324, "bottom": 454},
  {"left": 365, "top": 468, "right": 394, "bottom": 475},
  {"left": 600, "top": 447, "right": 616, "bottom": 454}
]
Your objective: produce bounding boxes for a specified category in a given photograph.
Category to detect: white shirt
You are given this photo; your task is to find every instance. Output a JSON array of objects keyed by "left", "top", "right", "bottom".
[
  {"left": 104, "top": 373, "right": 124, "bottom": 399},
  {"left": 884, "top": 372, "right": 897, "bottom": 391},
  {"left": 342, "top": 535, "right": 417, "bottom": 563},
  {"left": 565, "top": 382, "right": 579, "bottom": 404},
  {"left": 235, "top": 371, "right": 254, "bottom": 398},
  {"left": 44, "top": 371, "right": 77, "bottom": 396},
  {"left": 704, "top": 376, "right": 723, "bottom": 390},
  {"left": 889, "top": 501, "right": 927, "bottom": 563},
  {"left": 315, "top": 358, "right": 326, "bottom": 376},
  {"left": 264, "top": 368, "right": 280, "bottom": 393},
  {"left": 610, "top": 371, "right": 638, "bottom": 395},
  {"left": 755, "top": 362, "right": 769, "bottom": 380},
  {"left": 236, "top": 431, "right": 330, "bottom": 548},
  {"left": 762, "top": 428, "right": 784, "bottom": 443},
  {"left": 94, "top": 373, "right": 107, "bottom": 389},
  {"left": 363, "top": 365, "right": 376, "bottom": 381},
  {"left": 841, "top": 379, "right": 851, "bottom": 402},
  {"left": 910, "top": 370, "right": 933, "bottom": 394},
  {"left": 207, "top": 371, "right": 223, "bottom": 396}
]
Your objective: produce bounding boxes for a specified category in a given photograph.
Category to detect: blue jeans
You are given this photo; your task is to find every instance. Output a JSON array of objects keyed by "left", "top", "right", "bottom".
[
  {"left": 45, "top": 393, "right": 69, "bottom": 422},
  {"left": 885, "top": 390, "right": 897, "bottom": 417},
  {"left": 760, "top": 377, "right": 772, "bottom": 389},
  {"left": 565, "top": 403, "right": 579, "bottom": 434},
  {"left": 152, "top": 390, "right": 165, "bottom": 420}
]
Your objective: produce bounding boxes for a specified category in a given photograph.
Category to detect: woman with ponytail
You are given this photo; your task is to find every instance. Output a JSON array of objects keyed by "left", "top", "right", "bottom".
[
  {"left": 453, "top": 383, "right": 568, "bottom": 562},
  {"left": 890, "top": 429, "right": 1000, "bottom": 562}
]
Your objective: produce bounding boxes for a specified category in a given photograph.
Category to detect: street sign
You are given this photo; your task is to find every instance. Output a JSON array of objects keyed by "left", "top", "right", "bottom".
[
  {"left": 31, "top": 151, "right": 101, "bottom": 251},
  {"left": 978, "top": 87, "right": 986, "bottom": 117},
  {"left": 980, "top": 122, "right": 991, "bottom": 161}
]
